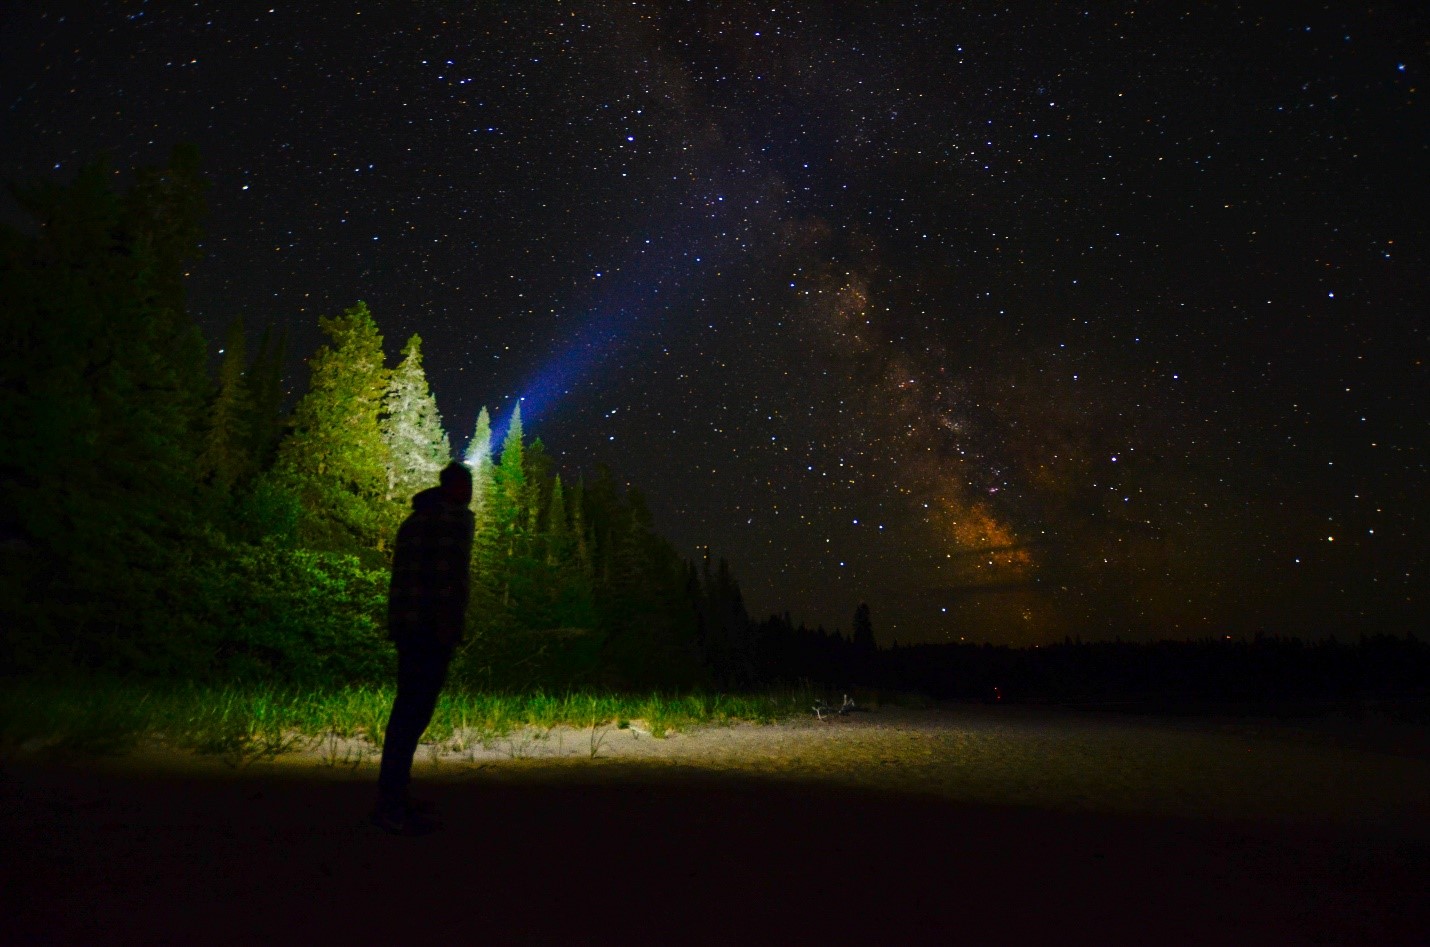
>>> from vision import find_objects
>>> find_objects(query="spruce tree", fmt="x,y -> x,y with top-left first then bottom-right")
498,402 -> 525,483
197,317 -> 254,494
380,333 -> 451,503
463,406 -> 494,523
852,603 -> 876,654
271,301 -> 393,551
569,475 -> 591,574
465,406 -> 508,633
546,474 -> 570,567
524,436 -> 554,523
492,402 -> 528,554
489,402 -> 530,606
0,148 -> 211,668
247,321 -> 288,470
120,142 -> 211,425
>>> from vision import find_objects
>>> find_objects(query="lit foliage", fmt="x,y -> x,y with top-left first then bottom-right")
463,405 -> 494,525
191,543 -> 390,683
380,333 -> 451,504
271,301 -> 394,552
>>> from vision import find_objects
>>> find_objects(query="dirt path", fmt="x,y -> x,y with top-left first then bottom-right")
3,705 -> 1427,945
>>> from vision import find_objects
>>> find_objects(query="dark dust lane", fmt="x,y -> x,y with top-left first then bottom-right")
1,763 -> 1425,946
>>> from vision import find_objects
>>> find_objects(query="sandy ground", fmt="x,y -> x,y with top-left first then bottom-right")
3,704 -> 1428,945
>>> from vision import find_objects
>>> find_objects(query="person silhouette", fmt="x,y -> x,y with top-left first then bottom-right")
372,461 -> 474,834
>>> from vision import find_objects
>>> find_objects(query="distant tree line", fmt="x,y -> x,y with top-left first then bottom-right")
751,610 -> 1428,709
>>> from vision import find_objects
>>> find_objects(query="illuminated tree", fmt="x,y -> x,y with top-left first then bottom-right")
463,406 -> 494,524
381,333 -> 450,503
271,301 -> 393,551
461,406 -> 507,635
492,402 -> 528,555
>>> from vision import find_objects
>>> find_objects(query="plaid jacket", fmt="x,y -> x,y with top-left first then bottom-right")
387,487 -> 475,645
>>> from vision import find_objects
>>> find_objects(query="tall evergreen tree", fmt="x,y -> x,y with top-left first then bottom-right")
463,406 -> 494,523
247,321 -> 288,470
569,475 -> 591,575
380,333 -> 450,502
492,402 -> 528,557
852,602 -> 876,654
525,436 -> 555,523
197,317 -> 254,494
271,301 -> 393,552
546,474 -> 570,567
694,553 -> 755,687
0,151 -> 208,514
493,402 -> 533,611
497,402 -> 525,481
463,406 -> 508,635
0,147 -> 212,668
119,142 -> 211,425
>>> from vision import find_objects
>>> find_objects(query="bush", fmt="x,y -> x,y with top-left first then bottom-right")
192,541 -> 392,683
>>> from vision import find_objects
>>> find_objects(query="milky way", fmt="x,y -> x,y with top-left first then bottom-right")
2,3 -> 1422,643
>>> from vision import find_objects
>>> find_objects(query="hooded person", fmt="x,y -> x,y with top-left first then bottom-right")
373,461 -> 474,834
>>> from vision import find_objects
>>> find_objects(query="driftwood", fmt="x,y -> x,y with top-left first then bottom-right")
812,694 -> 867,721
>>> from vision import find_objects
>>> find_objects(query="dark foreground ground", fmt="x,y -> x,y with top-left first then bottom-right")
2,754 -> 1427,946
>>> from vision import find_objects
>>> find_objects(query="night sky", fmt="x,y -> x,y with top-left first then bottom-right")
3,3 -> 1424,645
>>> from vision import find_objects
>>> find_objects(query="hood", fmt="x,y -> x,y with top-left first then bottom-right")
411,486 -> 446,513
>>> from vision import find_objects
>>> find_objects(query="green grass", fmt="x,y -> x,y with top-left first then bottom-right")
0,676 -> 817,764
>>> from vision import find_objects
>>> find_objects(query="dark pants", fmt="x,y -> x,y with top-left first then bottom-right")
377,638 -> 452,806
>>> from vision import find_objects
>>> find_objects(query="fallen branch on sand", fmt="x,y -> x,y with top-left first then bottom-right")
812,694 -> 866,721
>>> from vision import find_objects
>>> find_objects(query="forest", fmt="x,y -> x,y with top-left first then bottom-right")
0,149 -> 768,694
2,149 -> 1425,711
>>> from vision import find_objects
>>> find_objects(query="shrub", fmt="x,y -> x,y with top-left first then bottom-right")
192,541 -> 392,683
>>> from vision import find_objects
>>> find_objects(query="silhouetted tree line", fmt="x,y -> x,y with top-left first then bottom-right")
751,607 -> 1429,709
898,633 -> 1430,708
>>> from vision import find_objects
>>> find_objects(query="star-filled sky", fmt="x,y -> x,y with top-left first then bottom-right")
3,2 -> 1425,645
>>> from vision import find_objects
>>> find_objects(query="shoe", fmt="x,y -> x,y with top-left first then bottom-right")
370,804 -> 439,837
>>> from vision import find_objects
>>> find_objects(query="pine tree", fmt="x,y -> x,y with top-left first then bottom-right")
490,402 -> 530,605
523,437 -> 554,531
380,334 -> 450,503
198,317 -> 254,494
247,321 -> 288,470
492,402 -> 528,555
120,142 -> 211,425
462,406 -> 508,635
463,406 -> 494,523
546,474 -> 570,567
1,151 -> 208,514
271,301 -> 393,551
852,602 -> 876,653
0,147 -> 212,668
498,402 -> 525,483
569,475 -> 591,574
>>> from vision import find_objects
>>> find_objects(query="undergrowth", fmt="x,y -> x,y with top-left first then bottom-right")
0,676 -> 817,764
